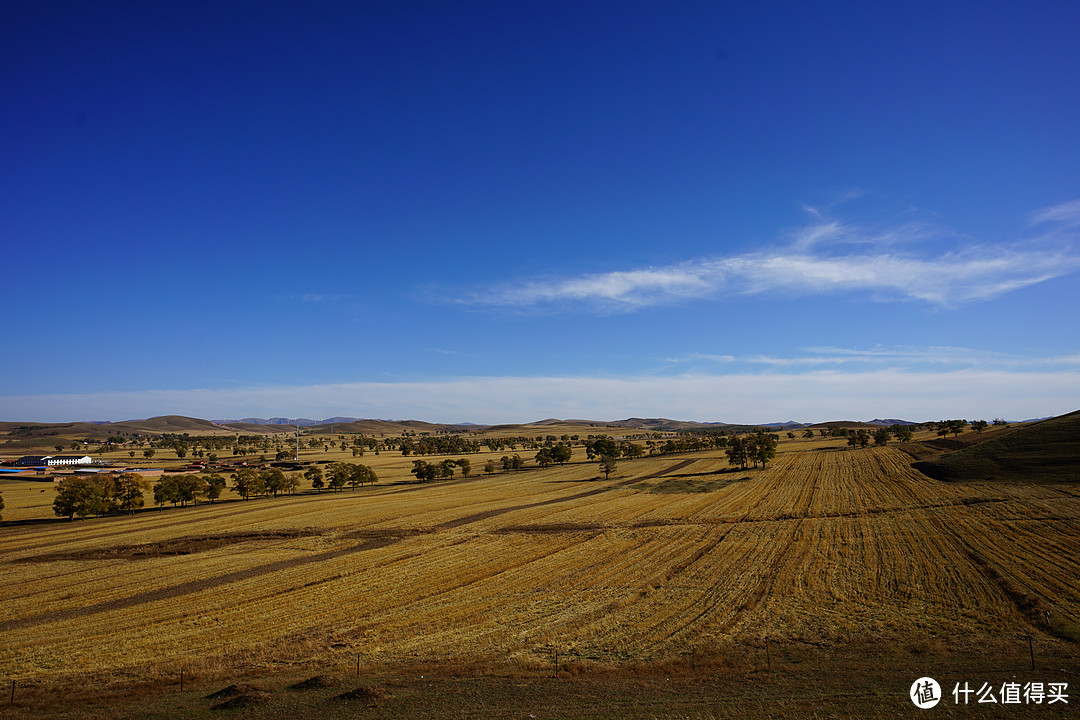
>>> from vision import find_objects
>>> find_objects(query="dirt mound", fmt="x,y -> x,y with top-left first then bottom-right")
289,674 -> 341,689
210,691 -> 272,710
335,685 -> 390,704
203,683 -> 261,700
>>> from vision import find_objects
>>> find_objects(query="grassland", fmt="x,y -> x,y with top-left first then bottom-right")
1,427 -> 1078,718
914,410 -> 1080,483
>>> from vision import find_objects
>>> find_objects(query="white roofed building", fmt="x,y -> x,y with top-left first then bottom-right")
15,455 -> 94,466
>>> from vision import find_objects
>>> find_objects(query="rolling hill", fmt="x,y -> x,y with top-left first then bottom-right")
913,410 -> 1080,482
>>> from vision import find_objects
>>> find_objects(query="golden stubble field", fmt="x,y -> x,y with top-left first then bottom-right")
2,436 -> 1079,693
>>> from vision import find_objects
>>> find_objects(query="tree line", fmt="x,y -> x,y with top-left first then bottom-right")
50,462 -> 379,520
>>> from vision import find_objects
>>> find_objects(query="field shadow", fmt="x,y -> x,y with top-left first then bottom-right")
14,529 -> 327,563
631,474 -> 752,494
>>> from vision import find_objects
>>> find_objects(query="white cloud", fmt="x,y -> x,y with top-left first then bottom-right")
471,265 -> 716,309
456,202 -> 1080,312
1030,199 -> 1080,227
3,371 -> 1078,425
665,346 -> 1080,371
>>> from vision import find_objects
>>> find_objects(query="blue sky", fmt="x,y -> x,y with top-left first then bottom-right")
3,0 -> 1079,424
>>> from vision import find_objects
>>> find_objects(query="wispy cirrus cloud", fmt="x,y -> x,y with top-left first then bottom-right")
664,346 -> 1080,371
1030,199 -> 1080,227
455,201 -> 1080,312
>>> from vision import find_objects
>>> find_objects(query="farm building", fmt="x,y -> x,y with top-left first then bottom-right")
14,455 -> 94,466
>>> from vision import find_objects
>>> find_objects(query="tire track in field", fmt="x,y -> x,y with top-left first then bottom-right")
4,493 -> 358,553
0,535 -> 405,633
632,525 -> 738,652
436,460 -> 697,530
4,478 -> 485,554
925,510 -> 1080,632
0,463 -> 698,633
364,530 -> 608,642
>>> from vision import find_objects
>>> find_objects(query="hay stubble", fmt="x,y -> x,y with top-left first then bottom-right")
2,444 -> 1078,681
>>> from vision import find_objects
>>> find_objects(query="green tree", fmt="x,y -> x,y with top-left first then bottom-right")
326,462 -> 352,492
53,477 -> 105,520
598,455 -> 617,479
749,431 -> 779,467
456,458 -> 471,477
143,448 -> 156,460
231,468 -> 260,499
176,475 -> 208,506
803,428 -> 815,439
873,427 -> 890,446
586,437 -> 620,460
261,468 -> 289,497
285,473 -> 301,494
54,444 -> 65,453
154,475 -> 180,508
176,446 -> 188,459
110,473 -> 149,515
349,464 -> 377,489
725,436 -> 749,469
535,447 -> 554,467
204,474 -> 226,503
484,459 -> 497,475
972,420 -> 989,434
305,465 -> 325,493
411,460 -> 437,483
551,445 -> 572,464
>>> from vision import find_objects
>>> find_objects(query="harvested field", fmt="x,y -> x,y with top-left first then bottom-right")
1,442 -> 1078,717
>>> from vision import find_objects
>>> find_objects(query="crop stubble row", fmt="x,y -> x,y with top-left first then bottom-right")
2,447 -> 1079,678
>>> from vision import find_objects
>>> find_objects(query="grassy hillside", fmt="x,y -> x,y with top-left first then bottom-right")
807,420 -> 881,429
915,410 -> 1080,482
108,415 -> 236,434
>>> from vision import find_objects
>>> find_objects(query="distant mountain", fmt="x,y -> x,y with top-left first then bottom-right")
761,421 -> 808,430
867,418 -> 918,426
807,420 -> 882,429
217,417 -> 358,427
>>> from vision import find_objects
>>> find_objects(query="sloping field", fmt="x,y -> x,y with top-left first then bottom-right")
914,410 -> 1080,483
2,445 -> 1079,686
